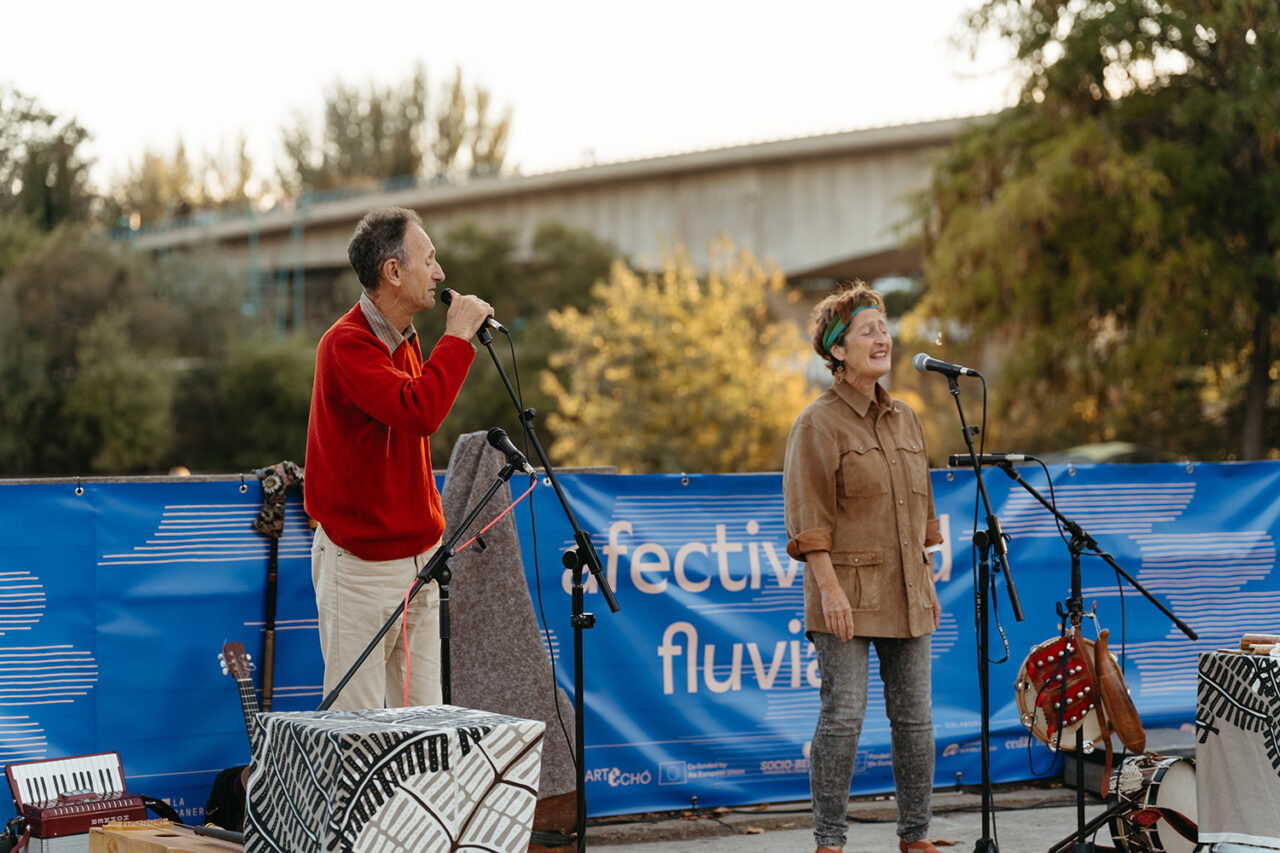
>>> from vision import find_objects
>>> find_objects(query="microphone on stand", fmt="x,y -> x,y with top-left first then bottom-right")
948,453 -> 1032,467
913,353 -> 981,377
438,288 -> 508,334
487,427 -> 536,475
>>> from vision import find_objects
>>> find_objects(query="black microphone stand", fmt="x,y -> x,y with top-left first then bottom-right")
944,373 -> 1024,853
985,462 -> 1197,853
476,325 -> 621,853
316,455 -> 526,711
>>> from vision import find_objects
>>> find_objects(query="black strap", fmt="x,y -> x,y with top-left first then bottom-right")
141,794 -> 185,824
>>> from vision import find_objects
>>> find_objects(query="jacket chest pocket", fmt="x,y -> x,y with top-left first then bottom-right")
839,446 -> 888,498
830,550 -> 884,611
894,438 -> 929,496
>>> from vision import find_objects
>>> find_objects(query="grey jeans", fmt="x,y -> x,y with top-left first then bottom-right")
810,632 -> 934,848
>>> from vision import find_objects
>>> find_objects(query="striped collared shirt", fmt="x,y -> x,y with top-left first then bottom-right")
358,290 -> 418,355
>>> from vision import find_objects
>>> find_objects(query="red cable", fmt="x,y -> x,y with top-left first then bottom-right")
403,585 -> 411,707
401,476 -> 538,706
454,477 -> 538,554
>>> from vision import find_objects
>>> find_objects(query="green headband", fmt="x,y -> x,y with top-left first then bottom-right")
822,303 -> 878,353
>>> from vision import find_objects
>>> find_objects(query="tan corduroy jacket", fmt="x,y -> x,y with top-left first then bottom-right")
783,381 -> 944,638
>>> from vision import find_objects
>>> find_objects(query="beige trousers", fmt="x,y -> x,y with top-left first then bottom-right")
311,525 -> 442,710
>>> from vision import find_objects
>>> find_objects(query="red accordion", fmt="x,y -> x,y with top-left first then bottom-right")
5,751 -> 146,838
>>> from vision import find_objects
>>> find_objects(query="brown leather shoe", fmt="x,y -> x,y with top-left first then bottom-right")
899,840 -> 942,853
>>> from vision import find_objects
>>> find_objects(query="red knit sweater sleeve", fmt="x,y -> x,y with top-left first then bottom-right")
327,325 -> 475,436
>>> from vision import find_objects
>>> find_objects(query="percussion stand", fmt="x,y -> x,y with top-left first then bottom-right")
316,454 -> 527,710
476,325 -> 622,852
986,463 -> 1198,853
943,374 -> 1025,853
1064,536 -> 1097,852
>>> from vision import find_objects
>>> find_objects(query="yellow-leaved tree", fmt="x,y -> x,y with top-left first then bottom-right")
541,239 -> 811,473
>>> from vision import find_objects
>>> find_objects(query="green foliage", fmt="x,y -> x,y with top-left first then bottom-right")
62,310 -> 176,472
0,85 -> 94,231
0,222 -> 315,475
0,229 -> 153,472
911,0 -> 1280,459
278,64 -> 512,195
0,213 -> 42,276
540,239 -> 811,474
422,220 -> 621,467
206,338 -> 316,472
105,141 -> 202,226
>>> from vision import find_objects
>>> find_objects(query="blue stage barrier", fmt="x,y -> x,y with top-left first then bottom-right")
1,461 -> 1276,821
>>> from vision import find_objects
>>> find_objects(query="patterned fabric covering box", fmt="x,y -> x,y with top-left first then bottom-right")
243,705 -> 545,852
1197,652 -> 1280,850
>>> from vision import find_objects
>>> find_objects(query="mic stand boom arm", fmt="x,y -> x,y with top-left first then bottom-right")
990,463 -> 1196,641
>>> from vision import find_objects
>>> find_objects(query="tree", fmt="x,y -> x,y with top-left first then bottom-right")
0,230 -> 156,473
0,84 -> 94,230
910,0 -> 1279,459
108,143 -> 199,225
106,136 -> 259,229
62,309 -> 176,472
432,68 -> 511,179
278,64 -> 512,195
540,239 -> 811,473
0,225 -> 271,474
205,337 -> 316,471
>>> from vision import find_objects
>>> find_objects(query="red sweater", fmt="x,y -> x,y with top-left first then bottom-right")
304,304 -> 475,561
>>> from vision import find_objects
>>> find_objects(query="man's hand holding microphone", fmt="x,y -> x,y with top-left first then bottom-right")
438,288 -> 502,341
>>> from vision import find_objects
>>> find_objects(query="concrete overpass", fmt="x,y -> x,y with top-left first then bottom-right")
131,116 -> 980,292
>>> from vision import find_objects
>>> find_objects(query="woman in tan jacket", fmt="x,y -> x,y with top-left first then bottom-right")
783,282 -> 945,853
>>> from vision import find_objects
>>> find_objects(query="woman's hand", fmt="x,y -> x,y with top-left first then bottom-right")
807,551 -> 854,641
820,583 -> 855,641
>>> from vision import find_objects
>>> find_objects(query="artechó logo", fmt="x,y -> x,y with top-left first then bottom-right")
585,767 -> 653,787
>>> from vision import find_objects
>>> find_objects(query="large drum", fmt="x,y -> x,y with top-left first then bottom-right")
1108,754 -> 1198,853
1014,634 -> 1109,751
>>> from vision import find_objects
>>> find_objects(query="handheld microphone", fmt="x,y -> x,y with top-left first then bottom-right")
438,288 -> 508,334
913,353 -> 981,377
948,453 -> 1031,467
487,427 -> 536,475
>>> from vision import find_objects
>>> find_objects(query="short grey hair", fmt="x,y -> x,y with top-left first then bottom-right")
347,207 -> 422,290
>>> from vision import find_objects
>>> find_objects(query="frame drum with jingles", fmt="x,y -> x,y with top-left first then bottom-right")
1015,634 -> 1109,752
1108,753 -> 1198,853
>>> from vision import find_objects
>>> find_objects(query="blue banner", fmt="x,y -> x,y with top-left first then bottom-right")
2,461 -> 1277,822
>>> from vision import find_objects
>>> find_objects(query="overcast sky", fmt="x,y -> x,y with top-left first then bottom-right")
3,1 -> 1020,190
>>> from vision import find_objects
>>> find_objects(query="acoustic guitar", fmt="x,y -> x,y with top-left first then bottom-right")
206,642 -> 256,832
218,642 -> 260,743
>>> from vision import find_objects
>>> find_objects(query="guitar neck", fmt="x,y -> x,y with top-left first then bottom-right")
238,676 -> 260,741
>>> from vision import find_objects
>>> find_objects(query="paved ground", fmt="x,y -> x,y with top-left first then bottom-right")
580,783 -> 1113,851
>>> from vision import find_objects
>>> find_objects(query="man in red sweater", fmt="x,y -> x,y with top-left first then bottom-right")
305,207 -> 493,710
